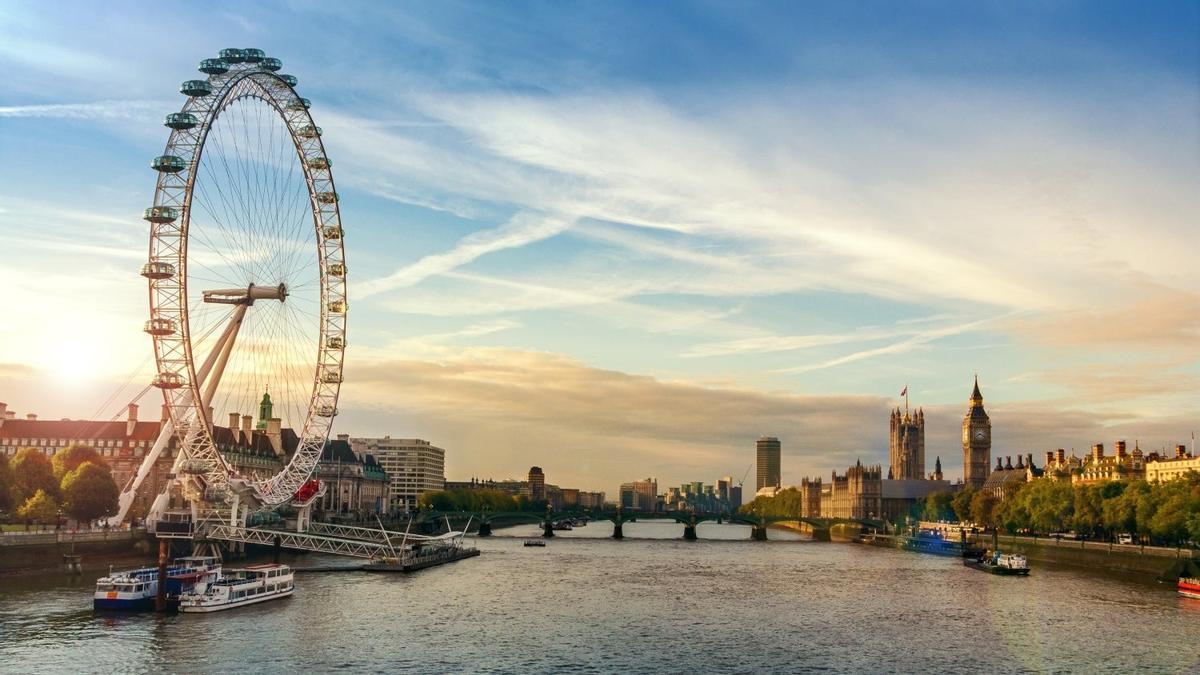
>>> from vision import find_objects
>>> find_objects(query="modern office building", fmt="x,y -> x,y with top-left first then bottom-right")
348,436 -> 445,514
527,466 -> 546,501
756,436 -> 781,491
619,477 -> 658,511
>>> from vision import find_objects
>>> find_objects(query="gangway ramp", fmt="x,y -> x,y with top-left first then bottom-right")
205,524 -> 395,559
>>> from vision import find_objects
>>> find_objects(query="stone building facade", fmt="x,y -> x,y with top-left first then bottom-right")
962,376 -> 992,490
820,461 -> 882,519
889,408 -> 925,480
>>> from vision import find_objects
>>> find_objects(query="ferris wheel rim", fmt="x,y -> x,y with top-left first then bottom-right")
143,51 -> 347,510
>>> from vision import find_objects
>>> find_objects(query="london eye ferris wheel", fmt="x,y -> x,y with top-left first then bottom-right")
141,48 -> 346,516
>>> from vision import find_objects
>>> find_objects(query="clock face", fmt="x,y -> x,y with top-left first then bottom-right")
975,429 -> 987,441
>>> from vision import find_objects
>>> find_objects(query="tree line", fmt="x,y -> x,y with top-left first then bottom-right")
919,473 -> 1200,545
418,488 -> 549,513
0,445 -> 120,528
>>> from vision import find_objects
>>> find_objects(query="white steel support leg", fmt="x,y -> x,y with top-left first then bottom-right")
110,304 -> 251,527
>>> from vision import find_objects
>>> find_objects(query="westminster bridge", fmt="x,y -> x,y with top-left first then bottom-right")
417,507 -> 883,542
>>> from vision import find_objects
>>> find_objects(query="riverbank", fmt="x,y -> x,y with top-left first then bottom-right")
857,531 -> 1199,580
0,529 -> 155,574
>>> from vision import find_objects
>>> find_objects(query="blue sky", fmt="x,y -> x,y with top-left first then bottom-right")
1,1 -> 1197,494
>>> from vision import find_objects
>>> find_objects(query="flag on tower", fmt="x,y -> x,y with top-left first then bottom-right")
900,386 -> 907,397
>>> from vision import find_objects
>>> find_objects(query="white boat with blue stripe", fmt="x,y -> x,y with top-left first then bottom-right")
93,556 -> 222,611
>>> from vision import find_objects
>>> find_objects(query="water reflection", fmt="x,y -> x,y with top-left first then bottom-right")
0,523 -> 1195,673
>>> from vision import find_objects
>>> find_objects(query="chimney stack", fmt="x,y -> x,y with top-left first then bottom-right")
241,415 -> 252,444
1005,456 -> 1013,470
1016,455 -> 1024,469
1026,453 -> 1034,469
1092,443 -> 1104,461
1177,444 -> 1188,459
1045,451 -> 1055,466
26,413 -> 37,421
126,403 -> 139,437
1056,448 -> 1066,463
4,411 -> 14,420
266,418 -> 283,457
229,412 -> 240,430
1115,440 -> 1127,459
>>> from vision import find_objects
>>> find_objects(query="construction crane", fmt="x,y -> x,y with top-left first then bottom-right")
738,463 -> 752,488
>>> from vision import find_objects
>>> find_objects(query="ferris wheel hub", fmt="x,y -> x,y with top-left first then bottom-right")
202,282 -> 289,305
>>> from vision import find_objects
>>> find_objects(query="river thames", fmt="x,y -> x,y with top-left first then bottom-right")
1,522 -> 1196,673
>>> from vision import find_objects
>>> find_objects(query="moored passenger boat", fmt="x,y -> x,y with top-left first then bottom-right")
1178,577 -> 1200,599
178,563 -> 294,613
93,556 -> 222,611
964,549 -> 1030,576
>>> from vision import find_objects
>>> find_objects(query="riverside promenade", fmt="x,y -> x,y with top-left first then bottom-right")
0,527 -> 153,573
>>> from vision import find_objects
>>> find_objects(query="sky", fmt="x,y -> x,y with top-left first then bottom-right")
0,1 -> 1197,495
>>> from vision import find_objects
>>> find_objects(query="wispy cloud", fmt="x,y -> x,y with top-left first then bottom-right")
775,315 -> 1008,374
355,211 -> 574,298
0,100 -> 170,120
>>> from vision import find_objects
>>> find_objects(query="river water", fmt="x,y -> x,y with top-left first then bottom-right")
1,521 -> 1196,674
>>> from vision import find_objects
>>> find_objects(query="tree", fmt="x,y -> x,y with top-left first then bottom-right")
970,491 -> 998,529
60,462 -> 120,523
1071,484 -> 1103,536
18,489 -> 58,525
952,487 -> 975,523
1023,479 -> 1073,533
923,491 -> 955,522
11,448 -> 58,504
1100,482 -> 1136,537
0,453 -> 13,513
51,444 -> 105,480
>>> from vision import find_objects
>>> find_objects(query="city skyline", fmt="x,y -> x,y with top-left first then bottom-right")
1,2 -> 1197,493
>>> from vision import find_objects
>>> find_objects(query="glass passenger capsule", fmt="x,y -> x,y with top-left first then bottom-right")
179,460 -> 210,475
143,206 -> 179,223
321,371 -> 343,384
315,191 -> 338,204
278,74 -> 298,87
152,372 -> 184,390
219,48 -> 246,64
322,225 -> 342,240
328,299 -> 347,314
327,262 -> 346,277
307,156 -> 331,170
241,48 -> 266,63
286,97 -> 311,111
143,318 -> 178,336
315,404 -> 339,417
180,80 -> 213,97
140,261 -> 176,280
164,112 -> 199,130
326,336 -> 345,350
296,125 -> 322,138
260,57 -> 282,72
152,155 -> 187,173
198,58 -> 228,75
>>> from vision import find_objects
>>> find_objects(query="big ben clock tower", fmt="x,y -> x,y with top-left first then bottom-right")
962,375 -> 991,490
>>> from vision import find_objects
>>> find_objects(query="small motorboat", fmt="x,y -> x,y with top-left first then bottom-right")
523,539 -> 546,547
964,549 -> 1030,576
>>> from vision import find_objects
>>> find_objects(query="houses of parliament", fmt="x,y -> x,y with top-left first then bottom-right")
803,377 -> 991,520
